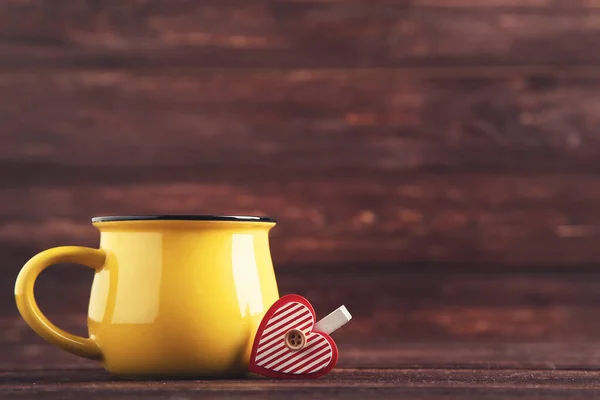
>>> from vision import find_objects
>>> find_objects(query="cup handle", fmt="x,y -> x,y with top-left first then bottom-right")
14,246 -> 106,360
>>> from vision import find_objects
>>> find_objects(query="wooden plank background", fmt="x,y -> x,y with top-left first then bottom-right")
3,0 -> 600,345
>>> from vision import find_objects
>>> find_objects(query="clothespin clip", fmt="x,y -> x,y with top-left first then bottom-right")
248,294 -> 352,379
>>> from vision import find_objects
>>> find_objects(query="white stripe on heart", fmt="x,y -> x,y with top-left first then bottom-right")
293,353 -> 332,374
270,339 -> 331,372
258,307 -> 313,346
255,319 -> 313,363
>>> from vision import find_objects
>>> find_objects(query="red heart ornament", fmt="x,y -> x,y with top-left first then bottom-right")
249,294 -> 339,379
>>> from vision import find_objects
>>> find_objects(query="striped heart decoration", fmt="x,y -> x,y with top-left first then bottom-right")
248,294 -> 338,379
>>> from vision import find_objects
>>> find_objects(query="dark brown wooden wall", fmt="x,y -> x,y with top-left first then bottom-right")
3,0 -> 600,345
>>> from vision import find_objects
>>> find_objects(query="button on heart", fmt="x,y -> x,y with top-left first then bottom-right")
249,294 -> 339,379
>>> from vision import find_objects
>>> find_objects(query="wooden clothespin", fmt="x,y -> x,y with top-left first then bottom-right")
248,294 -> 352,379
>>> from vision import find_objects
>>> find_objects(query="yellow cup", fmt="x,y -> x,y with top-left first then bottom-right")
14,215 -> 280,378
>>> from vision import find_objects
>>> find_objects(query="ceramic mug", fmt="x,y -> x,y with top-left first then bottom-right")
14,215 -> 280,378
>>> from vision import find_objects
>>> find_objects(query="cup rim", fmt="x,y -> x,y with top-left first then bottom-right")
91,215 -> 276,223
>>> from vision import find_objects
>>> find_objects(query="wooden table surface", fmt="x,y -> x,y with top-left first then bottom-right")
4,340 -> 600,399
4,267 -> 600,399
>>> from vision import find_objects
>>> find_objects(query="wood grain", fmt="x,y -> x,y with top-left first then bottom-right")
2,69 -> 600,266
277,1 -> 600,7
6,268 -> 600,343
2,71 -> 600,174
8,336 -> 600,371
2,1 -> 600,69
3,172 -> 600,266
3,367 -> 600,399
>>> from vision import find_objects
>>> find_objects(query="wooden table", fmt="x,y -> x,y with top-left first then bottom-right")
4,265 -> 600,398
4,339 -> 600,399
